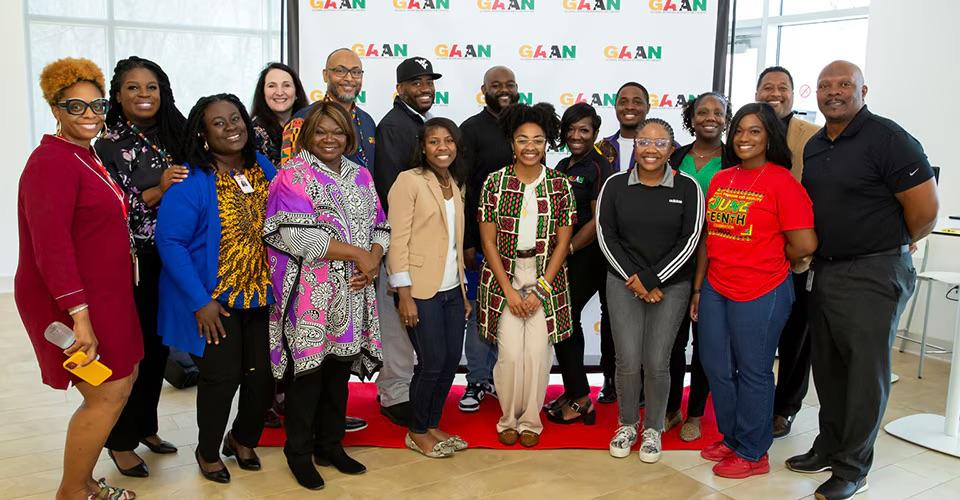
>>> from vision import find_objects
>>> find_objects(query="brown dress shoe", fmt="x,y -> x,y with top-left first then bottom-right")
773,414 -> 794,438
519,430 -> 540,448
498,429 -> 519,445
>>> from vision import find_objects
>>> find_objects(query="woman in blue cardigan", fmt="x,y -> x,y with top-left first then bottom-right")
156,94 -> 276,484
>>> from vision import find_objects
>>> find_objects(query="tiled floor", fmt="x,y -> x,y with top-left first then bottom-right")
1,294 -> 957,499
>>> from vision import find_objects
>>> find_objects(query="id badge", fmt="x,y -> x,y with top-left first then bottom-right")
805,269 -> 814,292
233,173 -> 254,193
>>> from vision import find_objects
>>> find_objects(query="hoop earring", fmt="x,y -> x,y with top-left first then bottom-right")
203,140 -> 209,152
55,121 -> 62,137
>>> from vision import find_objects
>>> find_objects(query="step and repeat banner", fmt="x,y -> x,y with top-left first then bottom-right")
297,0 -> 722,362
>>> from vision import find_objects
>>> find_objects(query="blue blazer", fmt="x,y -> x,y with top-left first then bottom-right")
155,152 -> 276,356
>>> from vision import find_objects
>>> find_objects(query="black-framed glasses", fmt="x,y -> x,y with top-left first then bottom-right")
635,138 -> 671,150
57,98 -> 110,116
326,66 -> 364,78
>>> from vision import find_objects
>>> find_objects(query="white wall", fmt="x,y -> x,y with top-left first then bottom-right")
867,0 -> 960,354
1,0 -> 31,292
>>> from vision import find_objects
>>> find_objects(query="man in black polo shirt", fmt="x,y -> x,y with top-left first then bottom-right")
457,65 -> 518,412
787,61 -> 939,500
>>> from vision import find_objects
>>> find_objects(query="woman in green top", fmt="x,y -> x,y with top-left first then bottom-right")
665,91 -> 734,441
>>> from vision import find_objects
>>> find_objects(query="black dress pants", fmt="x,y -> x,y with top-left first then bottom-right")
283,357 -> 353,463
106,247 -> 170,451
774,271 -> 812,418
808,253 -> 915,481
666,313 -> 710,417
554,244 -> 603,400
192,306 -> 272,462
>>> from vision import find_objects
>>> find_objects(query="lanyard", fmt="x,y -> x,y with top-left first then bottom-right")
75,151 -> 128,221
127,121 -> 173,167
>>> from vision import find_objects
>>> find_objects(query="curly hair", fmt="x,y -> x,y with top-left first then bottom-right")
410,117 -> 465,186
681,91 -> 732,136
250,62 -> 309,145
106,56 -> 187,162
725,102 -> 792,170
498,102 -> 561,151
182,94 -> 257,172
637,117 -> 676,144
39,57 -> 105,105
559,102 -> 601,149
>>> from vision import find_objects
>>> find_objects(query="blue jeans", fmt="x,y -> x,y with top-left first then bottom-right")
464,254 -> 497,385
407,288 -> 467,433
698,275 -> 794,461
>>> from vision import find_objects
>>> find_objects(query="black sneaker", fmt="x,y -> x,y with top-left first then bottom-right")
598,376 -> 617,404
814,475 -> 868,500
786,449 -> 832,474
345,416 -> 367,432
459,383 -> 484,412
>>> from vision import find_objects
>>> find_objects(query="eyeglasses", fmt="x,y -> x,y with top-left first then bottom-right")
327,66 -> 364,78
57,98 -> 109,116
635,138 -> 671,150
515,138 -> 546,148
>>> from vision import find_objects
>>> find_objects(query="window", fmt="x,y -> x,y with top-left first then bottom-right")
25,0 -> 283,144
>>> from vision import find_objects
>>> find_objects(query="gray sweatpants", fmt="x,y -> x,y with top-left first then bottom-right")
376,262 -> 415,406
606,273 -> 690,430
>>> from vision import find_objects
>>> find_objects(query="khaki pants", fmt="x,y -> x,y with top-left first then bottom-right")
493,257 -> 551,435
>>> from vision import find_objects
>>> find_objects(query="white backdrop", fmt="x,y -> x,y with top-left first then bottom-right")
298,0 -> 721,363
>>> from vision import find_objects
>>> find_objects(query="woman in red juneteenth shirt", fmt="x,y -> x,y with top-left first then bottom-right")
690,103 -> 817,479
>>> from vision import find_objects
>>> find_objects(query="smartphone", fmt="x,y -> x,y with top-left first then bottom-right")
63,352 -> 113,386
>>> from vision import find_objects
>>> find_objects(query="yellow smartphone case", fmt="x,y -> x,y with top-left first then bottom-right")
63,352 -> 113,386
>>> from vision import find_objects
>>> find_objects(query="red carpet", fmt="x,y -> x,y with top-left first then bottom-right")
260,382 -> 720,450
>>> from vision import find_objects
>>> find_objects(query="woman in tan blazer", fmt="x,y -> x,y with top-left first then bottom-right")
387,117 -> 471,458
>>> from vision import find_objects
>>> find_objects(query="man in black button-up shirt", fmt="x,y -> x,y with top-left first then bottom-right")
787,61 -> 939,500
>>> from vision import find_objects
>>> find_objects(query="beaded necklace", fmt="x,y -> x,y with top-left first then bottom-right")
127,120 -> 173,167
350,107 -> 369,168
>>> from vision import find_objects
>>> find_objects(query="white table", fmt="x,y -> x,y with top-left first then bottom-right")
885,220 -> 960,457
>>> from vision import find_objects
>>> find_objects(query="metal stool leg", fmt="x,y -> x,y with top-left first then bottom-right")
919,281 -> 934,379
900,242 -> 929,352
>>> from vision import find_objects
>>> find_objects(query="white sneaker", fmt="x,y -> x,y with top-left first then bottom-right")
609,425 -> 638,458
639,428 -> 662,463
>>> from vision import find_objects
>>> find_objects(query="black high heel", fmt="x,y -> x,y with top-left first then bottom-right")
195,448 -> 230,483
140,437 -> 178,454
107,449 -> 149,478
222,431 -> 261,471
545,398 -> 596,425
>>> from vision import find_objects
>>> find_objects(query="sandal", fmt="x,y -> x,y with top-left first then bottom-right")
88,478 -> 136,499
545,398 -> 596,425
405,433 -> 453,458
543,394 -> 569,414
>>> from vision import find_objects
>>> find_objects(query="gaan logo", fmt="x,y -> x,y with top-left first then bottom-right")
649,0 -> 707,13
393,0 -> 450,9
519,44 -> 576,60
562,0 -> 620,12
309,90 -> 367,104
603,45 -> 663,61
351,43 -> 408,58
310,0 -> 365,9
435,44 -> 492,59
474,91 -> 534,105
560,91 -> 696,108
477,0 -> 535,11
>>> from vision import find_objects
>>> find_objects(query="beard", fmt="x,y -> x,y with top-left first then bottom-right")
484,91 -> 519,114
328,85 -> 359,104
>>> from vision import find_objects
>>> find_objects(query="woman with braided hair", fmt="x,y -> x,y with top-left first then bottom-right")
95,55 -> 187,477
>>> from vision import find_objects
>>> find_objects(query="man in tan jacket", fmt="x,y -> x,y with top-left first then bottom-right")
755,66 -> 820,439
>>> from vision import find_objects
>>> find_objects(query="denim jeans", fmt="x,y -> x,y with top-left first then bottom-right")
698,275 -> 794,461
464,255 -> 497,385
407,288 -> 467,433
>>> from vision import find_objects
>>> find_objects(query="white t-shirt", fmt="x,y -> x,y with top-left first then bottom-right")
617,136 -> 634,172
517,167 -> 547,250
439,198 -> 460,291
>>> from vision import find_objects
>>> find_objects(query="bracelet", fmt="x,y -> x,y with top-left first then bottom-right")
535,281 -> 550,299
537,276 -> 553,294
569,243 -> 575,255
68,304 -> 89,315
531,287 -> 547,302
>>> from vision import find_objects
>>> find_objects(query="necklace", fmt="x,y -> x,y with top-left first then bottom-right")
726,164 -> 768,193
692,144 -> 721,159
127,121 -> 173,167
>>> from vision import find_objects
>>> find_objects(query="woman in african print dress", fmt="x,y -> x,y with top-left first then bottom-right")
263,102 -> 389,490
156,94 -> 275,484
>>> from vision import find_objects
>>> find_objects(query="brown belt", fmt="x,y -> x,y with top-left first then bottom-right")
516,248 -> 537,258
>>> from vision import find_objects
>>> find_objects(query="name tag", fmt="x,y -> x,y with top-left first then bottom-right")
234,174 -> 254,194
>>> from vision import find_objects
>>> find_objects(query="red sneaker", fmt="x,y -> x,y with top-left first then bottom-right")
700,440 -> 735,462
712,453 -> 770,479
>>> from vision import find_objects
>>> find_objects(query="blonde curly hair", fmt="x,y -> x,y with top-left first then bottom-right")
39,57 -> 105,105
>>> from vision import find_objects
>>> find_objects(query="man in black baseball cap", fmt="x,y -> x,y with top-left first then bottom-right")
372,56 -> 442,427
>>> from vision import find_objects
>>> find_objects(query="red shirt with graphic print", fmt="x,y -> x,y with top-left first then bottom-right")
705,162 -> 814,301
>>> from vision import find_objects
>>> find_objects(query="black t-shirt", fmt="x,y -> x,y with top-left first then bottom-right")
461,108 -> 514,250
555,148 -> 615,233
802,106 -> 934,258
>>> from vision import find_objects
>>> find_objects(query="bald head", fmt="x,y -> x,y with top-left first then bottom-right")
481,66 -> 519,114
323,48 -> 363,105
816,60 -> 868,128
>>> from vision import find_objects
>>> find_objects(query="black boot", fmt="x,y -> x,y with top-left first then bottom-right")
314,446 -> 366,475
288,458 -> 324,490
598,376 -> 617,403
